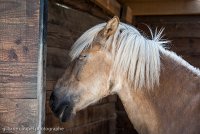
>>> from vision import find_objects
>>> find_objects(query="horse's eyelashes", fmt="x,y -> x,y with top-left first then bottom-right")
78,54 -> 88,60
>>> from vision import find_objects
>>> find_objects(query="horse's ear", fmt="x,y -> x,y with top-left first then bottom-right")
103,16 -> 119,37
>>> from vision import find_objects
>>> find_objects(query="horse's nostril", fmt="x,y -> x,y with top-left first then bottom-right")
66,105 -> 69,108
49,93 -> 74,122
61,100 -> 72,113
60,100 -> 74,122
64,101 -> 70,109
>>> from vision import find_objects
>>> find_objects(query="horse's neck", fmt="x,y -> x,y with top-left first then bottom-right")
117,52 -> 200,134
118,84 -> 161,134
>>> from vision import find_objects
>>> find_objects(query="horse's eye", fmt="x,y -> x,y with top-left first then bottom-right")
78,54 -> 88,60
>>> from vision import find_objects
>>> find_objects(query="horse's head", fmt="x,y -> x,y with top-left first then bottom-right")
50,17 -> 120,122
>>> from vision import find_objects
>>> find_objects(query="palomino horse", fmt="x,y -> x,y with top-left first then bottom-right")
50,16 -> 200,134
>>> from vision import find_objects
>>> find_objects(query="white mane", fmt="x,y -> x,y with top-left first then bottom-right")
69,22 -> 200,89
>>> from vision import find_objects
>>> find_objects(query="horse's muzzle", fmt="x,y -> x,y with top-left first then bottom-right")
49,91 -> 74,122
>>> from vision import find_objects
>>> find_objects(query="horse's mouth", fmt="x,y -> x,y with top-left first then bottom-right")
50,101 -> 74,122
59,105 -> 74,122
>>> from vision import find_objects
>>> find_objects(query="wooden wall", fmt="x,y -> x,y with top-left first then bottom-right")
115,15 -> 200,134
115,98 -> 138,134
46,2 -> 116,134
0,0 -> 46,134
136,15 -> 200,68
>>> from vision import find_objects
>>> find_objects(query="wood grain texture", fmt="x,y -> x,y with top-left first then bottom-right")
0,0 -> 40,63
0,0 -> 40,98
46,119 -> 115,134
115,97 -> 138,134
121,5 -> 132,24
170,38 -> 200,56
47,1 -> 103,49
0,63 -> 37,98
0,99 -> 38,134
118,0 -> 200,15
51,0 -> 111,20
47,47 -> 70,68
116,112 -> 138,134
136,23 -> 200,38
136,16 -> 200,38
0,0 -> 44,133
91,0 -> 121,16
135,16 -> 200,55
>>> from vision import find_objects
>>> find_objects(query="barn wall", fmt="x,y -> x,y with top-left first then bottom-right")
115,97 -> 138,134
136,15 -> 200,68
115,15 -> 200,134
0,0 -> 46,134
46,2 -> 116,134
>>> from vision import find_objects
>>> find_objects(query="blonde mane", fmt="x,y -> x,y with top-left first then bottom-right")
69,22 -> 175,89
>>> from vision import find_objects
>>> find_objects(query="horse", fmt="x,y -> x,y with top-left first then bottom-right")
49,16 -> 200,134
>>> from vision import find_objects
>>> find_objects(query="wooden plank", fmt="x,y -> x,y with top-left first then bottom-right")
136,16 -> 200,38
47,23 -> 75,50
115,96 -> 125,111
136,22 -> 200,38
170,38 -> 200,55
91,0 -> 121,16
0,0 -> 40,99
0,0 -> 39,23
0,82 -> 37,99
47,1 -> 103,49
0,24 -> 39,63
116,128 -> 138,134
121,5 -> 132,24
45,118 -> 115,134
116,111 -> 134,129
0,99 -> 38,134
51,0 -> 111,20
136,15 -> 200,23
0,62 -> 37,77
46,80 -> 57,91
115,97 -> 138,134
46,66 -> 66,81
0,63 -> 37,99
0,0 -> 46,133
47,47 -> 70,68
0,42 -> 38,63
0,0 -> 40,63
120,0 -> 187,2
169,38 -> 200,68
119,0 -> 200,15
